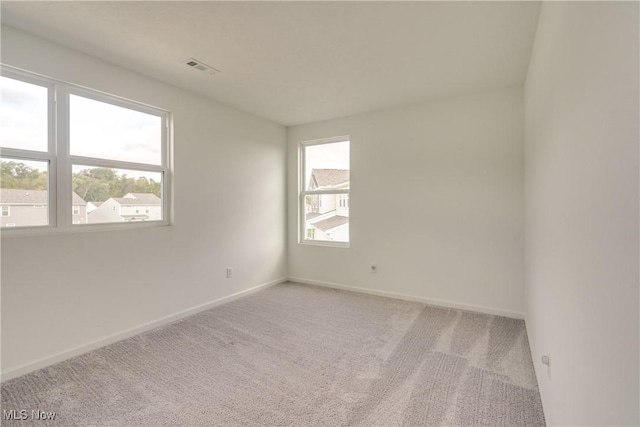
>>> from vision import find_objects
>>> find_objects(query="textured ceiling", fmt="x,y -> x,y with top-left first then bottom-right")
1,1 -> 541,126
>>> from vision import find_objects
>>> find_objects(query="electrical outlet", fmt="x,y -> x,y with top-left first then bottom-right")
226,267 -> 232,279
541,354 -> 551,379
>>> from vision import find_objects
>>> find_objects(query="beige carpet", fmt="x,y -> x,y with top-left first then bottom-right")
1,282 -> 545,426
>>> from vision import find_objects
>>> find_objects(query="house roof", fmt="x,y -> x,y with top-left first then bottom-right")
311,169 -> 349,189
71,192 -> 87,205
114,193 -> 161,205
312,215 -> 349,232
0,189 -> 86,205
306,212 -> 322,221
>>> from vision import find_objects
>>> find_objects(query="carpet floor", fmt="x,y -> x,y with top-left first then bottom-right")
1,282 -> 545,426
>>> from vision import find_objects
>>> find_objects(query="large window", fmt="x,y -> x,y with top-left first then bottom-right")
0,67 -> 171,232
300,137 -> 350,245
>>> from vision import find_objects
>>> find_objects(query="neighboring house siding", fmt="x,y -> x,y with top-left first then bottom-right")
72,205 -> 88,225
88,199 -> 123,224
326,224 -> 349,242
312,228 -> 329,240
87,193 -> 161,223
0,189 -> 87,227
119,205 -> 161,220
0,205 -> 47,227
318,194 -> 336,214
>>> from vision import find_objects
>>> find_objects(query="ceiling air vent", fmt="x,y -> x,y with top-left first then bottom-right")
185,58 -> 220,76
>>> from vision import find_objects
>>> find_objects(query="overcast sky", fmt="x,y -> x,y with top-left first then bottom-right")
70,94 -> 161,165
1,75 -> 161,171
1,76 -> 48,153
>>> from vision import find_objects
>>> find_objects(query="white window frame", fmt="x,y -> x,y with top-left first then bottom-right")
1,66 -> 173,237
299,136 -> 350,248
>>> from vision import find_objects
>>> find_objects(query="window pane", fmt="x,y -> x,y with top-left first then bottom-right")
0,76 -> 49,152
0,158 -> 49,228
70,95 -> 162,165
304,193 -> 349,243
305,140 -> 350,190
72,165 -> 162,224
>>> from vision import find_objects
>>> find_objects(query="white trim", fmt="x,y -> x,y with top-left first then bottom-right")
289,277 -> 525,320
0,277 -> 287,382
300,135 -> 350,147
0,217 -> 170,237
299,240 -> 350,248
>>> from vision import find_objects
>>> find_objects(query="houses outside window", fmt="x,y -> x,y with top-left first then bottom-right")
299,137 -> 350,245
0,67 -> 171,232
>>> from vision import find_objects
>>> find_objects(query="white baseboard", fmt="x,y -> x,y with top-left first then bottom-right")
524,314 -> 550,424
1,277 -> 287,382
289,277 -> 524,320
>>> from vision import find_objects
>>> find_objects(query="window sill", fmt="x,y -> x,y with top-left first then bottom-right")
299,240 -> 350,249
0,220 -> 172,238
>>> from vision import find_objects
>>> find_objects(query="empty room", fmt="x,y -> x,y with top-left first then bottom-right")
0,1 -> 638,426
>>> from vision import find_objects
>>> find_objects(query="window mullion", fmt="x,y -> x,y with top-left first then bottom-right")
47,79 -> 58,228
0,149 -> 54,162
68,156 -> 166,173
55,84 -> 71,228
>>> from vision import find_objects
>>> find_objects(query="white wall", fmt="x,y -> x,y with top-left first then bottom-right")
524,3 -> 639,425
1,27 -> 287,377
288,88 -> 525,317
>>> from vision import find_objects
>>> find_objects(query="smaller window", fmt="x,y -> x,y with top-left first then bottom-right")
300,137 -> 350,245
112,206 -> 116,211
73,206 -> 80,215
1,206 -> 9,217
145,209 -> 149,213
136,209 -> 139,214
